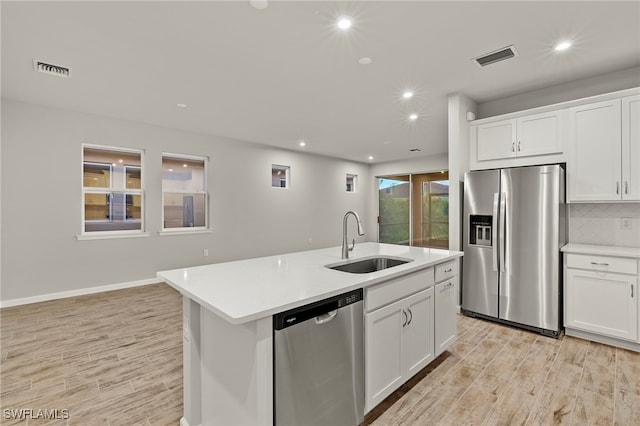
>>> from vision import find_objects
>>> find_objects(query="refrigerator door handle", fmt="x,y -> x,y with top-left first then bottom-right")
492,193 -> 499,272
499,192 -> 507,272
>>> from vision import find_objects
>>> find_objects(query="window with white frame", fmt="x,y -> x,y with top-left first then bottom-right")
162,154 -> 208,230
346,174 -> 357,192
82,145 -> 144,234
272,165 -> 290,188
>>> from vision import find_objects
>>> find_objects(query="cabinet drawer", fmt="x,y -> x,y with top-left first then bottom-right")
435,260 -> 457,283
366,268 -> 434,312
566,253 -> 637,275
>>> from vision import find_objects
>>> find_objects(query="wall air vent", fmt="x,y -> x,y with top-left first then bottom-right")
33,59 -> 71,78
473,45 -> 519,67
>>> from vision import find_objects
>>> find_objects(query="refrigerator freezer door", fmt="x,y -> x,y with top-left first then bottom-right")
462,170 -> 500,318
499,165 -> 562,332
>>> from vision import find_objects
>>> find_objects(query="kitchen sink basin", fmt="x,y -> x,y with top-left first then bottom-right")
326,256 -> 412,274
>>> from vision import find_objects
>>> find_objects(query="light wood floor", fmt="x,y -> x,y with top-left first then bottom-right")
1,284 -> 183,425
2,284 -> 639,425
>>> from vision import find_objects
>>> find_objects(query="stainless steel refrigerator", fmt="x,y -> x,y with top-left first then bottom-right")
462,164 -> 566,337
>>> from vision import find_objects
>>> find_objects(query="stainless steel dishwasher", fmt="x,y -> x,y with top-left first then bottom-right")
274,288 -> 364,426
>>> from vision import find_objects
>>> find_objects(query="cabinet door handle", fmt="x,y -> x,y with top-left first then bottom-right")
441,282 -> 453,291
406,308 -> 413,326
632,284 -> 634,299
625,181 -> 629,194
512,142 -> 515,152
444,268 -> 452,273
518,141 -> 521,151
402,310 -> 408,327
617,182 -> 620,194
590,262 -> 609,266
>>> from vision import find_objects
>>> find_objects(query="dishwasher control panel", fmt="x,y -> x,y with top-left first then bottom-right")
273,288 -> 363,330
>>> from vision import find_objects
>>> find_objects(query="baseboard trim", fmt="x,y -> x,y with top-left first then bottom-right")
0,278 -> 161,308
566,327 -> 640,353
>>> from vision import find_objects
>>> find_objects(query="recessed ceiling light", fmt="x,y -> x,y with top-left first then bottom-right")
409,113 -> 418,121
383,141 -> 390,145
337,17 -> 352,30
358,57 -> 372,65
250,0 -> 268,10
554,41 -> 572,52
177,103 -> 187,108
183,164 -> 188,168
299,141 -> 306,147
168,168 -> 174,172
403,91 -> 414,99
368,155 -> 374,160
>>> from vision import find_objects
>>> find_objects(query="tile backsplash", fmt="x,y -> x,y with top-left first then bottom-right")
568,203 -> 640,248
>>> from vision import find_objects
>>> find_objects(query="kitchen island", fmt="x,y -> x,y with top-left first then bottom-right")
158,242 -> 463,426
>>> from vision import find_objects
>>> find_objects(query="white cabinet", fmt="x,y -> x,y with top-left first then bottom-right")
364,268 -> 435,413
365,287 -> 434,412
435,278 -> 457,356
403,289 -> 435,377
476,118 -> 516,161
622,95 -> 640,200
568,96 -> 640,202
475,110 -> 563,163
568,99 -> 622,201
565,253 -> 638,342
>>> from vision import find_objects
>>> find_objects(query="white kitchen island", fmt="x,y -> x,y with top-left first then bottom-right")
157,242 -> 463,426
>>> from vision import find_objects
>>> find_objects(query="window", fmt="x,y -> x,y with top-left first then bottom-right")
272,165 -> 290,188
162,154 -> 208,230
346,174 -> 357,192
82,145 -> 143,234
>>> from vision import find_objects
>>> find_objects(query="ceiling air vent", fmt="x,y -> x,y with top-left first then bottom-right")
33,59 -> 71,78
473,45 -> 518,67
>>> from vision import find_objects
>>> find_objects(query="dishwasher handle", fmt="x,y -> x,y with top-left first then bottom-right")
315,310 -> 338,325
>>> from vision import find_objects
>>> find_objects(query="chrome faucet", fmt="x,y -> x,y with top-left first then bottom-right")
342,211 -> 365,259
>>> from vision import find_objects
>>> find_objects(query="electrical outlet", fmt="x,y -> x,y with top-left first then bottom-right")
621,217 -> 632,230
203,249 -> 209,257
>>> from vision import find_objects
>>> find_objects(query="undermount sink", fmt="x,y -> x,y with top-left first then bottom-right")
326,256 -> 412,274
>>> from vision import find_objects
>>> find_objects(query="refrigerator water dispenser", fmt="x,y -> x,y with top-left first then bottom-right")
469,215 -> 492,247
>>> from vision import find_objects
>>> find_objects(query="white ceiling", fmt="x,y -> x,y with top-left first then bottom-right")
2,1 -> 639,163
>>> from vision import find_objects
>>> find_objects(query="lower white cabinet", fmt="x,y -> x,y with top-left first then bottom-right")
365,287 -> 434,412
565,253 -> 639,342
565,268 -> 638,341
435,277 -> 457,356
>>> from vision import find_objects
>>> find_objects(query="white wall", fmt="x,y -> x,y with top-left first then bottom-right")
367,154 -> 448,242
1,100 -> 371,302
447,94 -> 477,252
477,66 -> 640,119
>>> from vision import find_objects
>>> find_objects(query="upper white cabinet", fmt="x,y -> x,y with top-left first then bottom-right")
475,110 -> 563,163
517,111 -> 564,157
476,118 -> 516,161
568,96 -> 640,202
622,95 -> 640,200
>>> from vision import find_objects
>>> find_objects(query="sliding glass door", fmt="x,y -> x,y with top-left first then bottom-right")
378,172 -> 449,249
378,176 -> 410,245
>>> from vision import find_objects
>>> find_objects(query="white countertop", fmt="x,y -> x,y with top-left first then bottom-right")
561,243 -> 640,259
157,242 -> 463,324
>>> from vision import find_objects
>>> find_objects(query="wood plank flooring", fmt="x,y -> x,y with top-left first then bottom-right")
1,284 -> 183,425
2,283 -> 639,425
